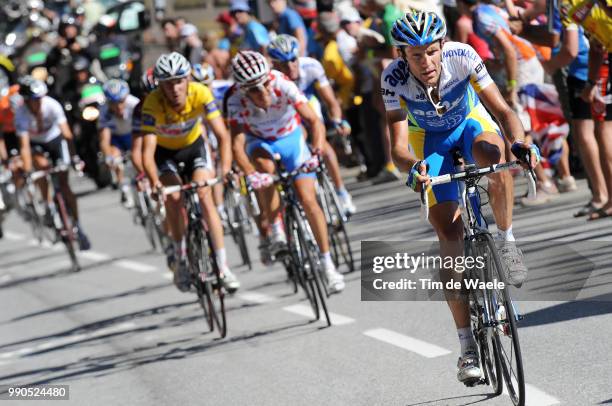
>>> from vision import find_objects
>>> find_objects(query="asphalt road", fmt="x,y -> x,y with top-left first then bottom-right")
1,171 -> 611,406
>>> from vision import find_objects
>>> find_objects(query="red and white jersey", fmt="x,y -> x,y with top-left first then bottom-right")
225,70 -> 308,140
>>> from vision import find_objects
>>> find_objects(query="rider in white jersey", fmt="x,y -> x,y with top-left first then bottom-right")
267,34 -> 356,216
99,79 -> 140,207
226,51 -> 345,293
382,11 -> 540,385
14,76 -> 91,250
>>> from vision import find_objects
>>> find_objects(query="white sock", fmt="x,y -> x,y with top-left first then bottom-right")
336,186 -> 348,197
496,225 -> 515,242
216,248 -> 227,268
457,327 -> 476,354
217,204 -> 225,214
321,251 -> 334,269
271,219 -> 283,235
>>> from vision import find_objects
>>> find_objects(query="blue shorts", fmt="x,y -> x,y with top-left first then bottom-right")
111,134 -> 132,152
246,127 -> 316,180
409,104 -> 502,207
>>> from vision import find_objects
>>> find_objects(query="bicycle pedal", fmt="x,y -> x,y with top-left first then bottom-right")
462,377 -> 485,387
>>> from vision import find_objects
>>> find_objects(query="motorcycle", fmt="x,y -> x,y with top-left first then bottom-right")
63,79 -> 112,188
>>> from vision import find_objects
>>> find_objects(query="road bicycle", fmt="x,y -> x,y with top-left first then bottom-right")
421,151 -> 536,406
30,163 -> 81,272
271,155 -> 331,326
161,176 -> 227,338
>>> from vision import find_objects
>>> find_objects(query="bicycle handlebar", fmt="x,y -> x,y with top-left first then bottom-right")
160,177 -> 222,196
29,164 -> 71,182
420,160 -> 537,221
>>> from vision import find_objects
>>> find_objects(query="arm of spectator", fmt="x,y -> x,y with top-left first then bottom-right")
581,39 -> 606,102
294,27 -> 307,57
509,22 -> 559,47
454,17 -> 471,43
542,26 -> 578,74
505,0 -> 520,19
492,31 -> 519,106
520,0 -> 547,22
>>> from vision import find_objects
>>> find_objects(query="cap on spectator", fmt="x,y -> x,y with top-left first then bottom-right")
338,7 -> 362,23
216,11 -> 234,25
180,23 -> 198,37
318,11 -> 339,34
230,0 -> 251,13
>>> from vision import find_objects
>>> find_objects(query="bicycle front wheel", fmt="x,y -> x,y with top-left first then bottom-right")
188,226 -> 214,333
484,234 -> 525,406
55,195 -> 79,272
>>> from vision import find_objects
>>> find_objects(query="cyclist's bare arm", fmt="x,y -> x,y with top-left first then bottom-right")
59,121 -> 77,157
229,124 -> 257,175
19,134 -> 33,172
317,84 -> 343,122
0,136 -> 7,163
131,135 -> 144,174
296,102 -> 325,151
208,115 -> 232,176
142,133 -> 159,186
478,83 -> 525,144
386,109 -> 419,172
99,127 -> 112,157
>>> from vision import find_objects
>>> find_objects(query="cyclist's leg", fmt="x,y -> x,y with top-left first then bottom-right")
32,152 -> 51,203
464,104 -> 513,232
155,147 -> 185,247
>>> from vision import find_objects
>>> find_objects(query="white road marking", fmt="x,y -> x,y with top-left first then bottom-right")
501,384 -> 560,406
115,260 -> 157,273
0,322 -> 136,360
238,291 -> 276,304
79,251 -> 111,262
283,304 -> 355,325
0,274 -> 12,284
363,328 -> 452,358
4,231 -> 26,241
162,273 -> 173,280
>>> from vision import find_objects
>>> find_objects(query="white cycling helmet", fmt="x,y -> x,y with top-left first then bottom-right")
231,51 -> 270,88
153,52 -> 191,81
267,34 -> 300,62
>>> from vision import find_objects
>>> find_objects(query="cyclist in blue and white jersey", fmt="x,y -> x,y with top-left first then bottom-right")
267,34 -> 356,216
99,79 -> 140,207
381,10 -> 540,384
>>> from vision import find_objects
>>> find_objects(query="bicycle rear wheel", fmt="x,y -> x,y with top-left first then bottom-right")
484,234 -> 525,406
317,172 -> 354,273
285,208 -> 319,318
296,212 -> 331,327
55,195 -> 79,272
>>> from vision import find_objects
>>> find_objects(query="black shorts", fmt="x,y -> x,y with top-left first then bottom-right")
0,132 -> 20,156
567,75 -> 612,121
154,136 -> 212,179
31,137 -> 70,166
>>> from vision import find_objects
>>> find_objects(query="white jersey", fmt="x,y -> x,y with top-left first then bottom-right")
296,57 -> 330,99
225,70 -> 308,140
381,42 -> 494,132
14,96 -> 67,144
97,94 -> 140,137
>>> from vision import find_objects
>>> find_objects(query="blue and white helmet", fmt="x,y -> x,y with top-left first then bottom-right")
267,34 -> 300,62
103,79 -> 129,103
390,10 -> 447,47
153,52 -> 191,81
191,63 -> 215,85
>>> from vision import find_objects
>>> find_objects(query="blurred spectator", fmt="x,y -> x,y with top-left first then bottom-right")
180,23 -> 204,65
203,30 -> 231,79
231,0 -> 270,54
267,0 -> 308,56
216,11 -> 243,56
161,18 -> 180,52
453,13 -> 493,62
